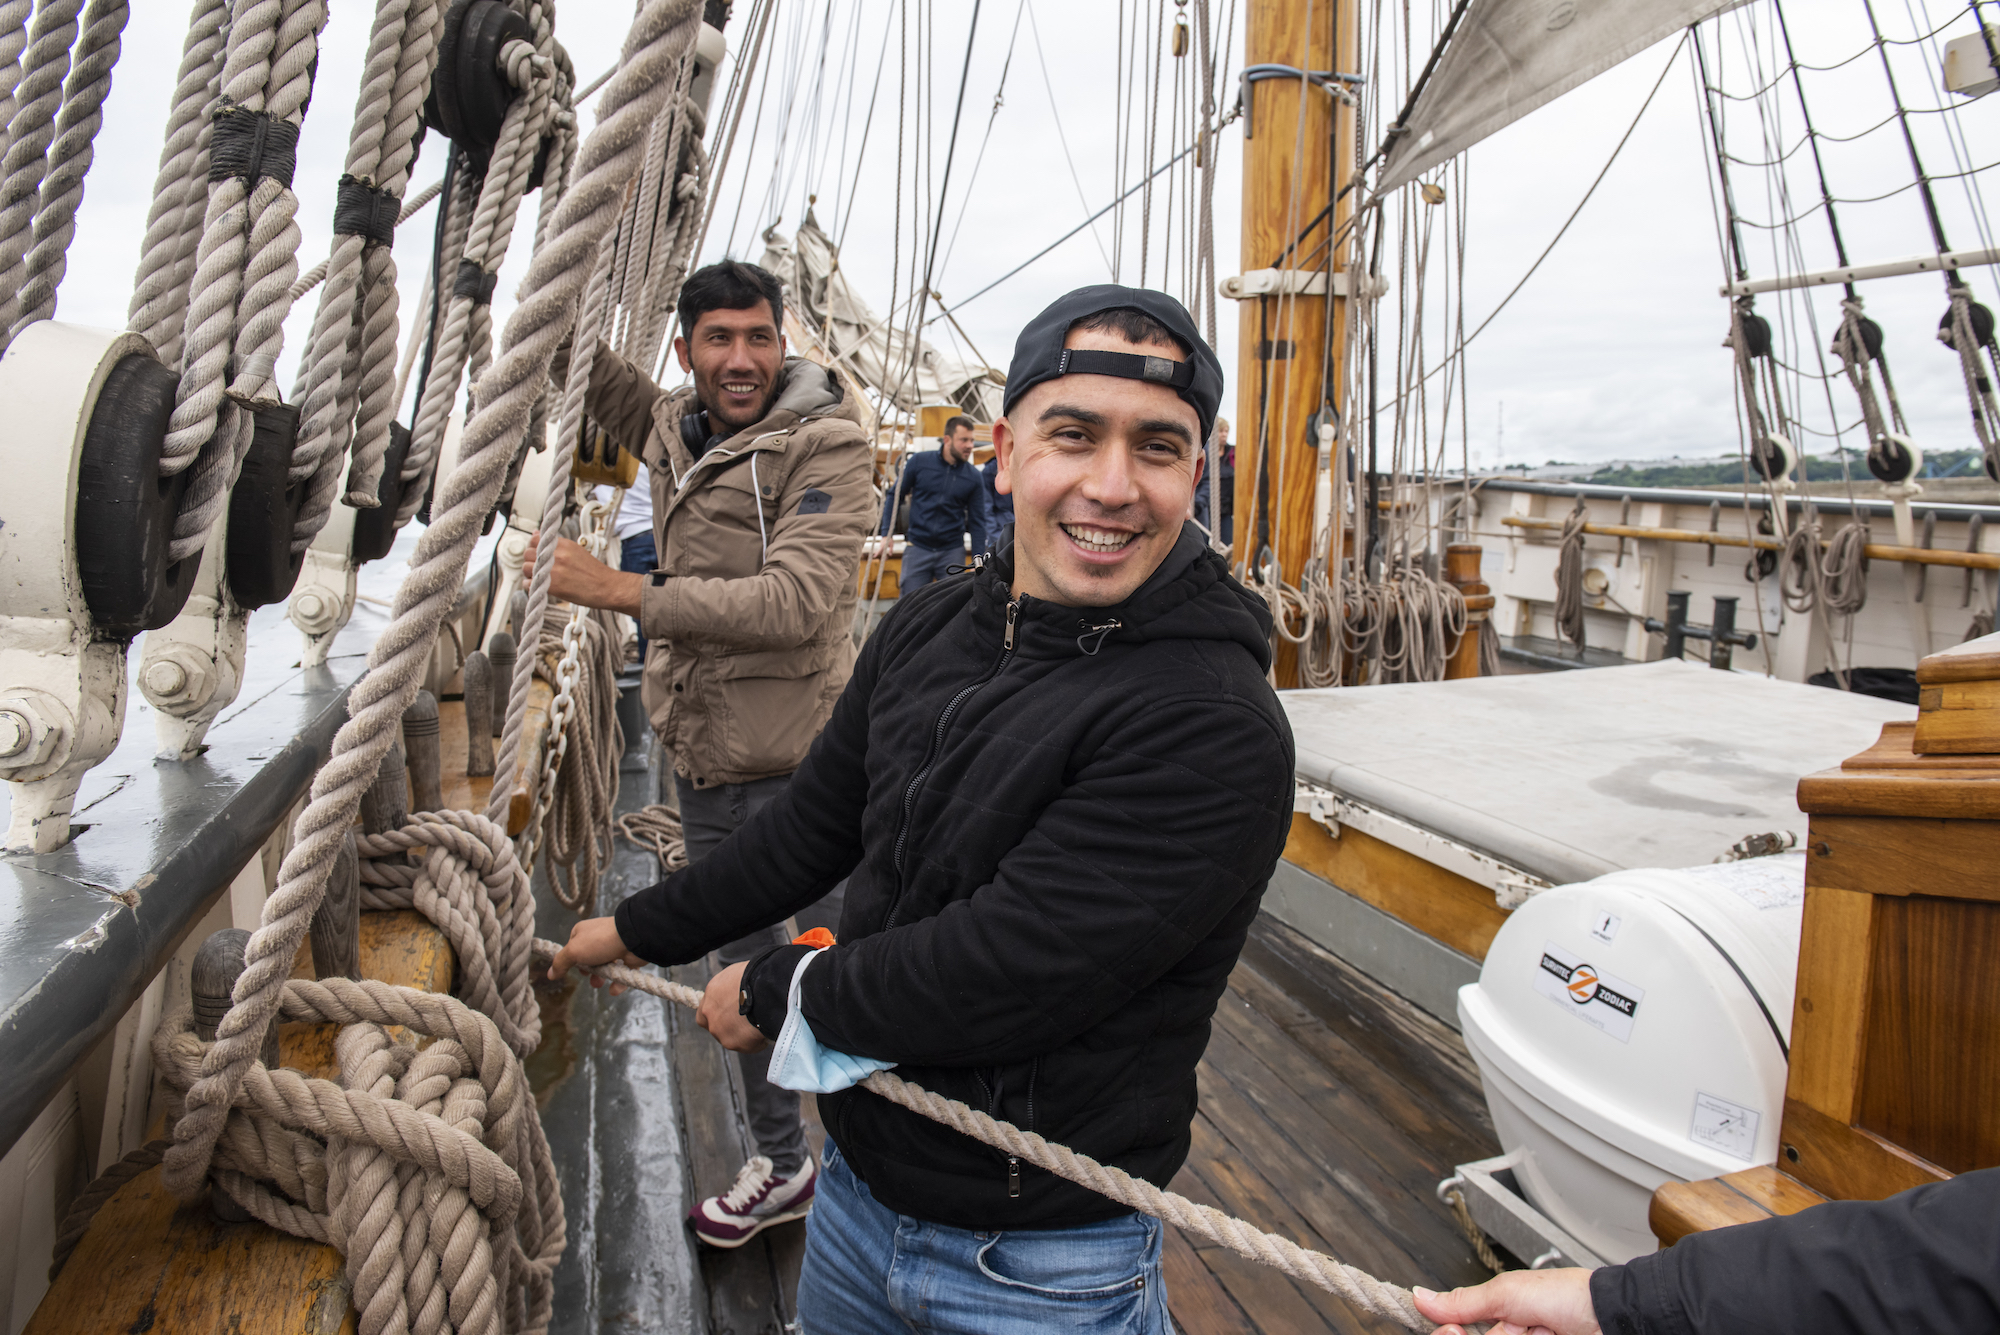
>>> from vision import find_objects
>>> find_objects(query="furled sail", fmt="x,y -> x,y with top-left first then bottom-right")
762,213 -> 1005,421
1373,0 -> 1746,197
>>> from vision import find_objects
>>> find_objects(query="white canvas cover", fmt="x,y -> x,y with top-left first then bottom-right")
762,214 -> 1005,422
1373,0 -> 1746,197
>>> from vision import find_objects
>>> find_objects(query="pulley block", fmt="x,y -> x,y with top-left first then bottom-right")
424,0 -> 534,176
224,403 -> 309,609
350,421 -> 412,564
574,420 -> 640,489
1748,433 -> 1795,484
1938,299 -> 1997,352
76,352 -> 200,637
1865,433 -> 1924,487
1734,311 -> 1773,360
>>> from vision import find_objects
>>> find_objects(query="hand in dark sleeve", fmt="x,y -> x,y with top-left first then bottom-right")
1593,1168 -> 2000,1335
792,694 -> 1295,1066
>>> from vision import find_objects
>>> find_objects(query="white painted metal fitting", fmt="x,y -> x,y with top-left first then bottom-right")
0,692 -> 68,775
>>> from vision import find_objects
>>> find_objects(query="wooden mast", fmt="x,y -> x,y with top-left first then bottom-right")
1235,0 -> 1353,688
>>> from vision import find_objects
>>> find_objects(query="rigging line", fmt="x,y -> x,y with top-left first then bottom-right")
1706,9 -> 1971,102
810,0 -> 868,227
1381,32 -> 1685,416
1861,0 -> 1955,261
943,137 -> 1205,313
1905,0 -> 2000,307
837,0 -> 900,248
703,0 -> 782,259
935,0 -> 1027,286
1025,0 -> 1113,273
692,0 -> 775,259
1365,0 -> 1475,176
1696,31 -> 1752,282
1141,0 -> 1166,286
903,0 -> 981,381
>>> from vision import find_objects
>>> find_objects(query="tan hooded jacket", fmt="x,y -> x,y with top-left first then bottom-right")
586,349 -> 873,789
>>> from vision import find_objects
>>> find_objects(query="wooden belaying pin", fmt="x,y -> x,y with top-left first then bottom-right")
361,734 -> 409,835
463,651 -> 495,776
404,689 -> 443,813
309,829 -> 361,982
190,927 -> 279,1222
487,631 -> 517,737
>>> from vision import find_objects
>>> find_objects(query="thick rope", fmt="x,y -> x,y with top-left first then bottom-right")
166,0 -> 704,1221
402,17 -> 558,523
8,0 -> 125,340
125,0 -> 226,365
0,0 -> 85,351
357,810 -> 541,1058
160,0 -> 330,563
489,76 -> 708,830
286,0 -> 443,558
535,943 -> 1461,1333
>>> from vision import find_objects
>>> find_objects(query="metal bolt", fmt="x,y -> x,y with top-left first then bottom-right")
143,659 -> 188,697
0,709 -> 28,758
296,591 -> 325,619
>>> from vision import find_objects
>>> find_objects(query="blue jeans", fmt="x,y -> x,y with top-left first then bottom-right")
798,1145 -> 1174,1334
899,541 -> 963,593
620,532 -> 657,659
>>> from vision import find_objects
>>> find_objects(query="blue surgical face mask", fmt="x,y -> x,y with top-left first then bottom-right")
766,950 -> 894,1095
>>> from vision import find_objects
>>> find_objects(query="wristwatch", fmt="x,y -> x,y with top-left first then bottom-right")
738,985 -> 753,1018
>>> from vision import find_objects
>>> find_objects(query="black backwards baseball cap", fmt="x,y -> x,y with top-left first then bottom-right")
1002,285 -> 1225,444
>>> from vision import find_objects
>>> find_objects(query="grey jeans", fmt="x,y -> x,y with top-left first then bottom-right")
677,772 -> 845,1177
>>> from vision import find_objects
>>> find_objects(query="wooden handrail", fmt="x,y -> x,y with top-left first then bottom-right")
1501,514 -> 2000,570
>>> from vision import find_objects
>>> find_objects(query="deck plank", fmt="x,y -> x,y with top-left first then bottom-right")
1227,958 -> 1496,1171
1239,918 -> 1494,1147
1200,1019 -> 1488,1285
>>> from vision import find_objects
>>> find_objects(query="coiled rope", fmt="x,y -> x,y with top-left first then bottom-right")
1553,502 -> 1588,653
529,601 -> 623,914
533,942 -> 1468,1334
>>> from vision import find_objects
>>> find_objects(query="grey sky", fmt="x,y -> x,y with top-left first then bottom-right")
57,2 -> 2000,473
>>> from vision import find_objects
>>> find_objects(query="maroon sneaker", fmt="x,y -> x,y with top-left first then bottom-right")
689,1154 -> 817,1248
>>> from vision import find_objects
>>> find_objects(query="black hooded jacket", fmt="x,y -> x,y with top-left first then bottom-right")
614,523 -> 1296,1229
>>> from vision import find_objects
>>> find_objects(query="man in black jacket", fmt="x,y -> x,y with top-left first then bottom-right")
550,285 -> 1295,1330
1413,1167 -> 2000,1335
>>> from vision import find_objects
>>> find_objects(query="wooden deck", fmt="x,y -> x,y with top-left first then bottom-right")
667,911 -> 1500,1334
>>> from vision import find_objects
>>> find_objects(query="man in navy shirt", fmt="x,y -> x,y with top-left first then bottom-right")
881,414 -> 988,590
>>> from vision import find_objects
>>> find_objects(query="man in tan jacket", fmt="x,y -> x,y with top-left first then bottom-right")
525,259 -> 872,1246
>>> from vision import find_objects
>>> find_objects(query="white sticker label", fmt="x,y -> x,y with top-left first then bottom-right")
1533,940 -> 1646,1043
1589,911 -> 1621,944
1690,1091 -> 1761,1162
